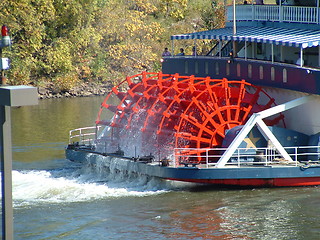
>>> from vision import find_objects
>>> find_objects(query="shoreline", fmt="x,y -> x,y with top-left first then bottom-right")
37,82 -> 112,99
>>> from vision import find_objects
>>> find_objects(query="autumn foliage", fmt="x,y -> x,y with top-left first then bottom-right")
0,0 -> 225,89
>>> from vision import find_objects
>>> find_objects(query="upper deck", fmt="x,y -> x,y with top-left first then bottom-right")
226,4 -> 320,26
162,2 -> 320,96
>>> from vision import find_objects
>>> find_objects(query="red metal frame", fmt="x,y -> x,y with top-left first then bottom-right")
96,72 -> 285,162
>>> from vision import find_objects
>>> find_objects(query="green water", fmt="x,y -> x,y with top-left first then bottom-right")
7,96 -> 320,240
11,96 -> 105,165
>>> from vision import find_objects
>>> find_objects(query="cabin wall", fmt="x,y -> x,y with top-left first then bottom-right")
162,57 -> 320,95
237,43 -> 319,68
304,46 -> 319,67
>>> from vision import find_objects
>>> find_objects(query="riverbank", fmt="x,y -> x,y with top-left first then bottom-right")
37,82 -> 112,99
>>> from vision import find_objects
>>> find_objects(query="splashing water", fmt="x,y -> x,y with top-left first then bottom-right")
7,163 -> 172,208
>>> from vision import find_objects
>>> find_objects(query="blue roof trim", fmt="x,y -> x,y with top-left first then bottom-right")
171,26 -> 320,49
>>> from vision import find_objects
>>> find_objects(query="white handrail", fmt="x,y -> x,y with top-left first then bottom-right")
227,5 -> 318,24
69,126 -> 101,144
174,145 -> 320,168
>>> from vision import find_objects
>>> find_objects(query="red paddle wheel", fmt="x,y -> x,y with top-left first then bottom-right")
96,72 -> 284,164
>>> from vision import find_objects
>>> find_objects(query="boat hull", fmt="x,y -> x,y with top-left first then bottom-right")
66,147 -> 320,188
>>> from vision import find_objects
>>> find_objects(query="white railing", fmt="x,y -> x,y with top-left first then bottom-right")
69,126 -> 101,144
227,5 -> 318,24
174,146 -> 320,168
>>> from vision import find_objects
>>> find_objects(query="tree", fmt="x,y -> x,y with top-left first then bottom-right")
158,0 -> 188,20
0,0 -> 223,89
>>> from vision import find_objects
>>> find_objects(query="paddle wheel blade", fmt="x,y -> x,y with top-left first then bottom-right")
96,72 -> 285,164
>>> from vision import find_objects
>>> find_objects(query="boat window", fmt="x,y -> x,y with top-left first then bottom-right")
248,64 -> 252,78
259,66 -> 263,80
205,62 -> 209,75
185,61 -> 188,74
283,68 -> 287,83
226,63 -> 230,76
195,61 -> 199,74
215,62 -> 219,75
271,67 -> 275,81
237,63 -> 241,77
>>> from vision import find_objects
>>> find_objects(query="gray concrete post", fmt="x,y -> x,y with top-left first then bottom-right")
0,105 -> 13,240
0,86 -> 38,239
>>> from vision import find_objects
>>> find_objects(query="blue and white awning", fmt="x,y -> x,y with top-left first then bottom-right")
171,26 -> 320,49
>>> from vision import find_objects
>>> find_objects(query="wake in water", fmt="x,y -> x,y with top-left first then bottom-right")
9,161 -> 177,207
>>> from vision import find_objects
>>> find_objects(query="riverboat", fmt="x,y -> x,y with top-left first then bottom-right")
66,1 -> 320,187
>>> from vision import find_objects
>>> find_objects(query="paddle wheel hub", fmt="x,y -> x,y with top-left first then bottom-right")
96,72 -> 284,163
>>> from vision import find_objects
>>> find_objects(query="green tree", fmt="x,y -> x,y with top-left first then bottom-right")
0,0 -> 224,89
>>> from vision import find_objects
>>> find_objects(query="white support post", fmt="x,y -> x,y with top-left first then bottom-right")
216,113 -> 258,168
171,39 -> 174,56
233,0 -> 236,36
279,1 -> 282,22
252,42 -> 255,59
317,0 -> 319,24
257,95 -> 313,118
300,48 -> 303,67
216,96 -> 315,168
255,118 -> 292,162
245,40 -> 247,60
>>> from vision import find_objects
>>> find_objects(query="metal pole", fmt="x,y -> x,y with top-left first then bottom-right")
0,48 -> 5,85
245,40 -> 247,60
0,105 -> 13,240
300,47 -> 303,67
317,0 -> 319,24
233,0 -> 236,36
279,0 -> 282,22
171,39 -> 174,57
0,25 -> 37,239
0,47 -> 2,81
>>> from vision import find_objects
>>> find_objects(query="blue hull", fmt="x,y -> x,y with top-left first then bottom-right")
66,147 -> 320,187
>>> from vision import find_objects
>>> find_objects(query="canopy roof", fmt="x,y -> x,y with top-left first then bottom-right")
171,26 -> 320,49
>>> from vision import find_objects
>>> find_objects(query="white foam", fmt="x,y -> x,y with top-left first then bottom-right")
8,169 -> 168,207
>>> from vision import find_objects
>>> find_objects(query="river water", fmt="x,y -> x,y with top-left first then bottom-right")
5,96 -> 320,239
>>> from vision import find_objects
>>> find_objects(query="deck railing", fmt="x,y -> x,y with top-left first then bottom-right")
68,126 -> 320,169
174,146 -> 320,168
69,126 -> 101,144
227,5 -> 319,24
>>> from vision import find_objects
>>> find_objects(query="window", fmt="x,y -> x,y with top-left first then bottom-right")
185,61 -> 188,74
259,66 -> 263,79
215,62 -> 219,75
205,62 -> 209,75
271,67 -> 275,81
237,63 -> 241,77
226,63 -> 230,76
283,68 -> 287,83
195,61 -> 199,74
248,64 -> 252,78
